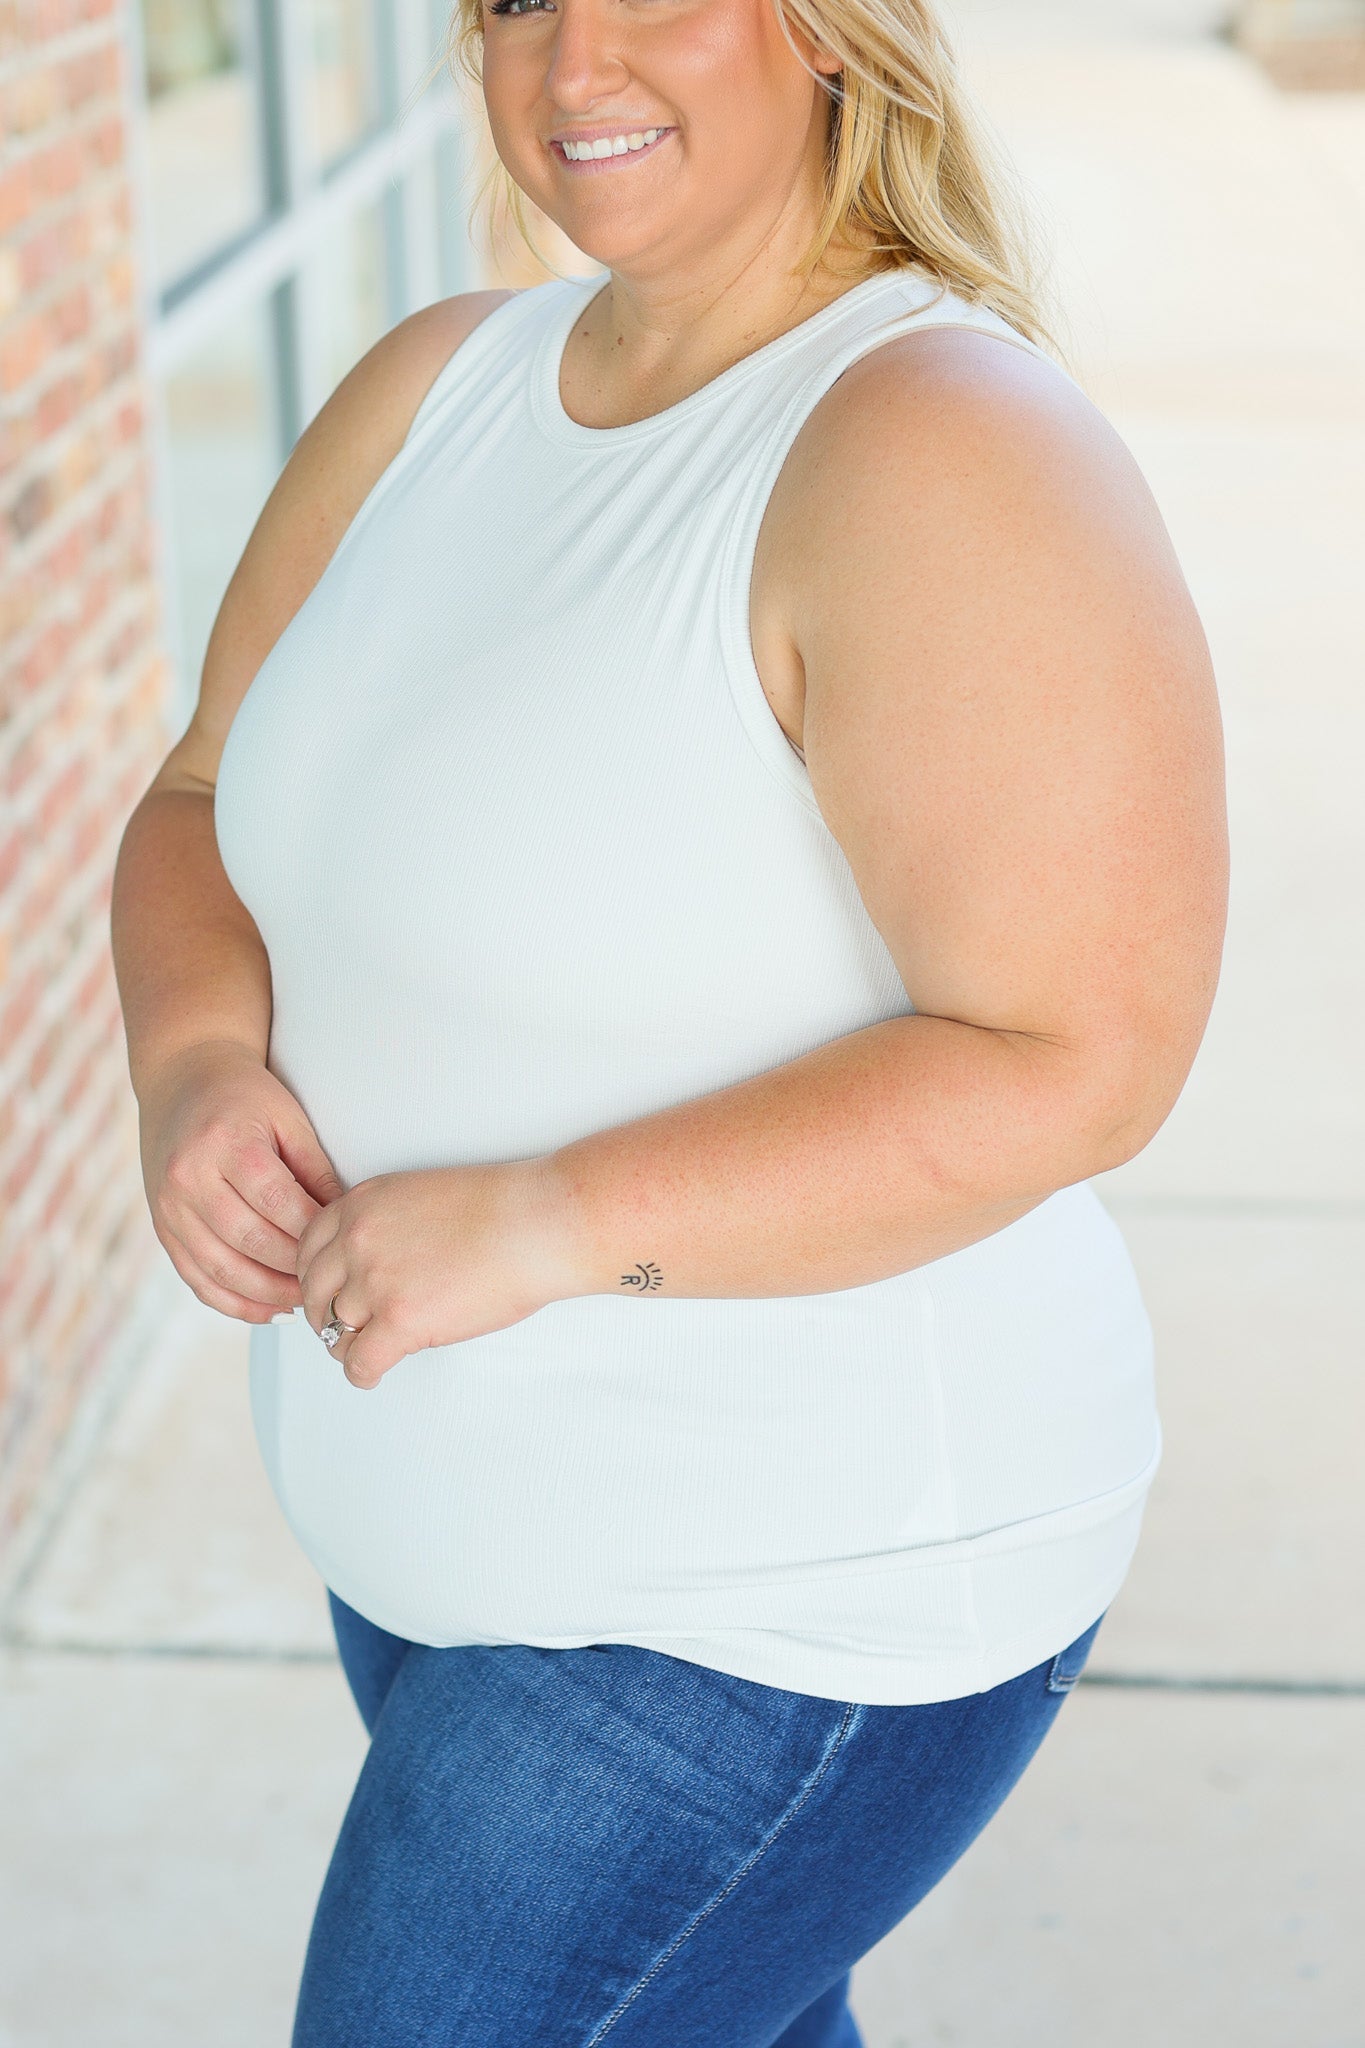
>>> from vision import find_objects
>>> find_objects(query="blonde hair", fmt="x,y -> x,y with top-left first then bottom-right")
426,0 -> 1063,358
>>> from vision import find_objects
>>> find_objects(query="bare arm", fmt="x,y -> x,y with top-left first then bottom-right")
529,328 -> 1229,1299
111,290 -> 516,1315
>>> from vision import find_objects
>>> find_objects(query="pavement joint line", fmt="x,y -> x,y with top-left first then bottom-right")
2,1636 -> 1364,1696
1098,1196 -> 1365,1217
1081,1671 -> 1365,1697
0,1635 -> 339,1664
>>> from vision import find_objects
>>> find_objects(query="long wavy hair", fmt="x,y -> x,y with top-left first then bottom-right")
420,0 -> 1063,357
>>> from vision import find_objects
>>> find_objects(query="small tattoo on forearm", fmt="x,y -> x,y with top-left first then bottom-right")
620,1261 -> 663,1292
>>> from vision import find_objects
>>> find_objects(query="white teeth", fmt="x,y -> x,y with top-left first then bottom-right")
562,128 -> 663,162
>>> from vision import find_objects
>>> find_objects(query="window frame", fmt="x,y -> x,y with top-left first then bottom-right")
125,0 -> 481,729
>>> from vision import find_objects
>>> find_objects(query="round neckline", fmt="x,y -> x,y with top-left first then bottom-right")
530,266 -> 920,447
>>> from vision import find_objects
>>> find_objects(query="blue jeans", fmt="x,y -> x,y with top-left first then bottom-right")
293,1596 -> 1107,2046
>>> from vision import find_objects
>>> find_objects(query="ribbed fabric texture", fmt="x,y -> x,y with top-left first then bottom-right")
214,268 -> 1161,1704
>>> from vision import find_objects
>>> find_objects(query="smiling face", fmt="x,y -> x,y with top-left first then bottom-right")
479,0 -> 844,283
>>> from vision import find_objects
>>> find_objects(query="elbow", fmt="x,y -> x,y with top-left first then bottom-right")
1073,1040 -> 1193,1177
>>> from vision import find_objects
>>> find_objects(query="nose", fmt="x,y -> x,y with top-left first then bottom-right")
542,0 -> 632,112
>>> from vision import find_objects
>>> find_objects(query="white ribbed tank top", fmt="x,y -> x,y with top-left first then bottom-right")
215,266 -> 1161,1705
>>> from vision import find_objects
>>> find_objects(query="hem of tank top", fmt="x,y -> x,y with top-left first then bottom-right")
713,305 -> 1066,822
573,1578 -> 1133,1706
309,1556 -> 1139,1706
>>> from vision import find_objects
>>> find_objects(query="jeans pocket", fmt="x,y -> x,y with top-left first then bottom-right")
1045,1608 -> 1107,1693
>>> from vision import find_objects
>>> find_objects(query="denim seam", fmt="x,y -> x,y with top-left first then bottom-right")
582,1699 -> 864,2044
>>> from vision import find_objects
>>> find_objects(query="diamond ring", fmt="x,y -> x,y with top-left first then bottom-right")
320,1294 -> 360,1349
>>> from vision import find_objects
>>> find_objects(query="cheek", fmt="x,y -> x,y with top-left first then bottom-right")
657,13 -> 811,150
479,42 -> 538,148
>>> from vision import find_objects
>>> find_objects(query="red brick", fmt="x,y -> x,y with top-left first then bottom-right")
0,160 -> 34,238
13,848 -> 68,947
60,43 -> 118,114
0,948 -> 46,1031
37,752 -> 84,832
25,1015 -> 65,1089
0,0 -> 171,1550
76,564 -> 111,632
84,110 -> 123,171
38,364 -> 84,436
19,1271 -> 58,1346
49,277 -> 92,345
28,133 -> 86,206
1,711 -> 45,800
75,948 -> 109,1015
23,614 -> 77,692
0,406 -> 24,473
0,829 -> 23,894
19,217 -> 61,291
2,61 -> 60,137
0,1229 -> 28,1316
0,313 -> 50,394
1,1119 -> 45,1206
41,1151 -> 81,1229
58,1041 -> 100,1121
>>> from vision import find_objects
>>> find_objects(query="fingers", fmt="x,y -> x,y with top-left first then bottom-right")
332,1320 -> 399,1392
298,1243 -> 355,1345
296,1199 -> 344,1275
223,1135 -> 327,1241
212,1166 -> 309,1274
298,1270 -> 394,1391
156,1221 -> 296,1323
274,1115 -> 347,1210
161,1204 -> 304,1316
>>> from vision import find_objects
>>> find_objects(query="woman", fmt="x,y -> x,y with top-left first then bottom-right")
112,0 -> 1227,2039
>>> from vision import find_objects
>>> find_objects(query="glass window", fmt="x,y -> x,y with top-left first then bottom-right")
299,0 -> 385,176
162,300 -> 280,699
302,199 -> 390,415
433,126 -> 481,295
140,0 -> 266,289
138,1 -> 480,711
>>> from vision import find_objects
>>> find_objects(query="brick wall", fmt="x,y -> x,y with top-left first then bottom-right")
0,0 -> 170,1565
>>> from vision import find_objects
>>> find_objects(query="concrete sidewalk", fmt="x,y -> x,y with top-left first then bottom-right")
4,4 -> 1363,2042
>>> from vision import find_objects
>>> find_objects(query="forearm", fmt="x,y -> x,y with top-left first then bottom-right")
536,1014 -> 1139,1300
111,780 -> 272,1104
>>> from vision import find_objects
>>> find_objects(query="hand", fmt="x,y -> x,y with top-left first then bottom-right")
137,1039 -> 346,1323
295,1158 -> 582,1390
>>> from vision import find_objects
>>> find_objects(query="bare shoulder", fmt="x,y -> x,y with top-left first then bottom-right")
163,287 -> 518,790
761,318 -> 1217,818
758,319 -> 1226,1077
769,321 -> 1199,655
327,287 -> 520,467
